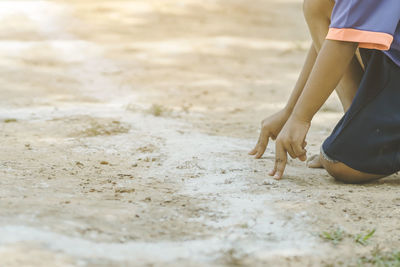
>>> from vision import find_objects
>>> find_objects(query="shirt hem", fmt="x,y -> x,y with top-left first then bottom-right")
326,28 -> 394,51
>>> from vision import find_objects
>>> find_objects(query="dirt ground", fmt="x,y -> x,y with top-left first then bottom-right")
0,0 -> 400,266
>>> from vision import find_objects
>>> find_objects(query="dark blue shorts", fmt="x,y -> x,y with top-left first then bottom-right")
322,49 -> 400,175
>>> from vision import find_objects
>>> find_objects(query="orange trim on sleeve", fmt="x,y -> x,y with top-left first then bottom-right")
326,28 -> 394,51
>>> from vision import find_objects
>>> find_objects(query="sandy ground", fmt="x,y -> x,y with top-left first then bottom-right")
1,0 -> 400,266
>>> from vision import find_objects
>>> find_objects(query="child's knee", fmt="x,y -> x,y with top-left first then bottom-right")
321,159 -> 351,182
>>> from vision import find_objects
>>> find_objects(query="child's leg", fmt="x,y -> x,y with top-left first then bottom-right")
319,155 -> 386,183
322,47 -> 400,183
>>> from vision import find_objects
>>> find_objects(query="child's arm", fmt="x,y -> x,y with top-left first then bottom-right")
249,44 -> 317,158
270,40 -> 358,180
284,44 -> 318,113
292,40 -> 358,122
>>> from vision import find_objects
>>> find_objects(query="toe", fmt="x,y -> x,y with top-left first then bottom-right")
306,154 -> 323,169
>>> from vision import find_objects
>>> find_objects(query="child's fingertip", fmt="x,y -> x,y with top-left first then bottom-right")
248,148 -> 257,155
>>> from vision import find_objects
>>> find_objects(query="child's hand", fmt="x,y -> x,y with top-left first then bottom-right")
249,109 -> 291,159
269,116 -> 310,180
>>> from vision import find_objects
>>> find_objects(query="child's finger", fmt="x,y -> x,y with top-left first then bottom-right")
298,154 -> 307,161
268,167 -> 276,176
302,141 -> 307,148
249,136 -> 262,155
273,142 -> 287,180
286,144 -> 297,159
255,134 -> 269,159
292,143 -> 307,160
255,144 -> 267,159
248,146 -> 258,155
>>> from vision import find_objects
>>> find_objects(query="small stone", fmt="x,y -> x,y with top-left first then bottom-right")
115,188 -> 135,194
262,180 -> 273,186
76,161 -> 84,168
100,161 -> 109,165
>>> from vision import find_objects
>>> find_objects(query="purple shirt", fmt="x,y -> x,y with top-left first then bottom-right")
326,0 -> 400,67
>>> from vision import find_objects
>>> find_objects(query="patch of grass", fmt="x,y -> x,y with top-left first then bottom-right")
354,229 -> 376,246
319,228 -> 345,245
4,118 -> 17,123
358,248 -> 400,266
149,104 -> 166,117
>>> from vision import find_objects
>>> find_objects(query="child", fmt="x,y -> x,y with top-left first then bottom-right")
249,0 -> 400,183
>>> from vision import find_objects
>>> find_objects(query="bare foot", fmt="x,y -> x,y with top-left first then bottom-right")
307,154 -> 323,169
